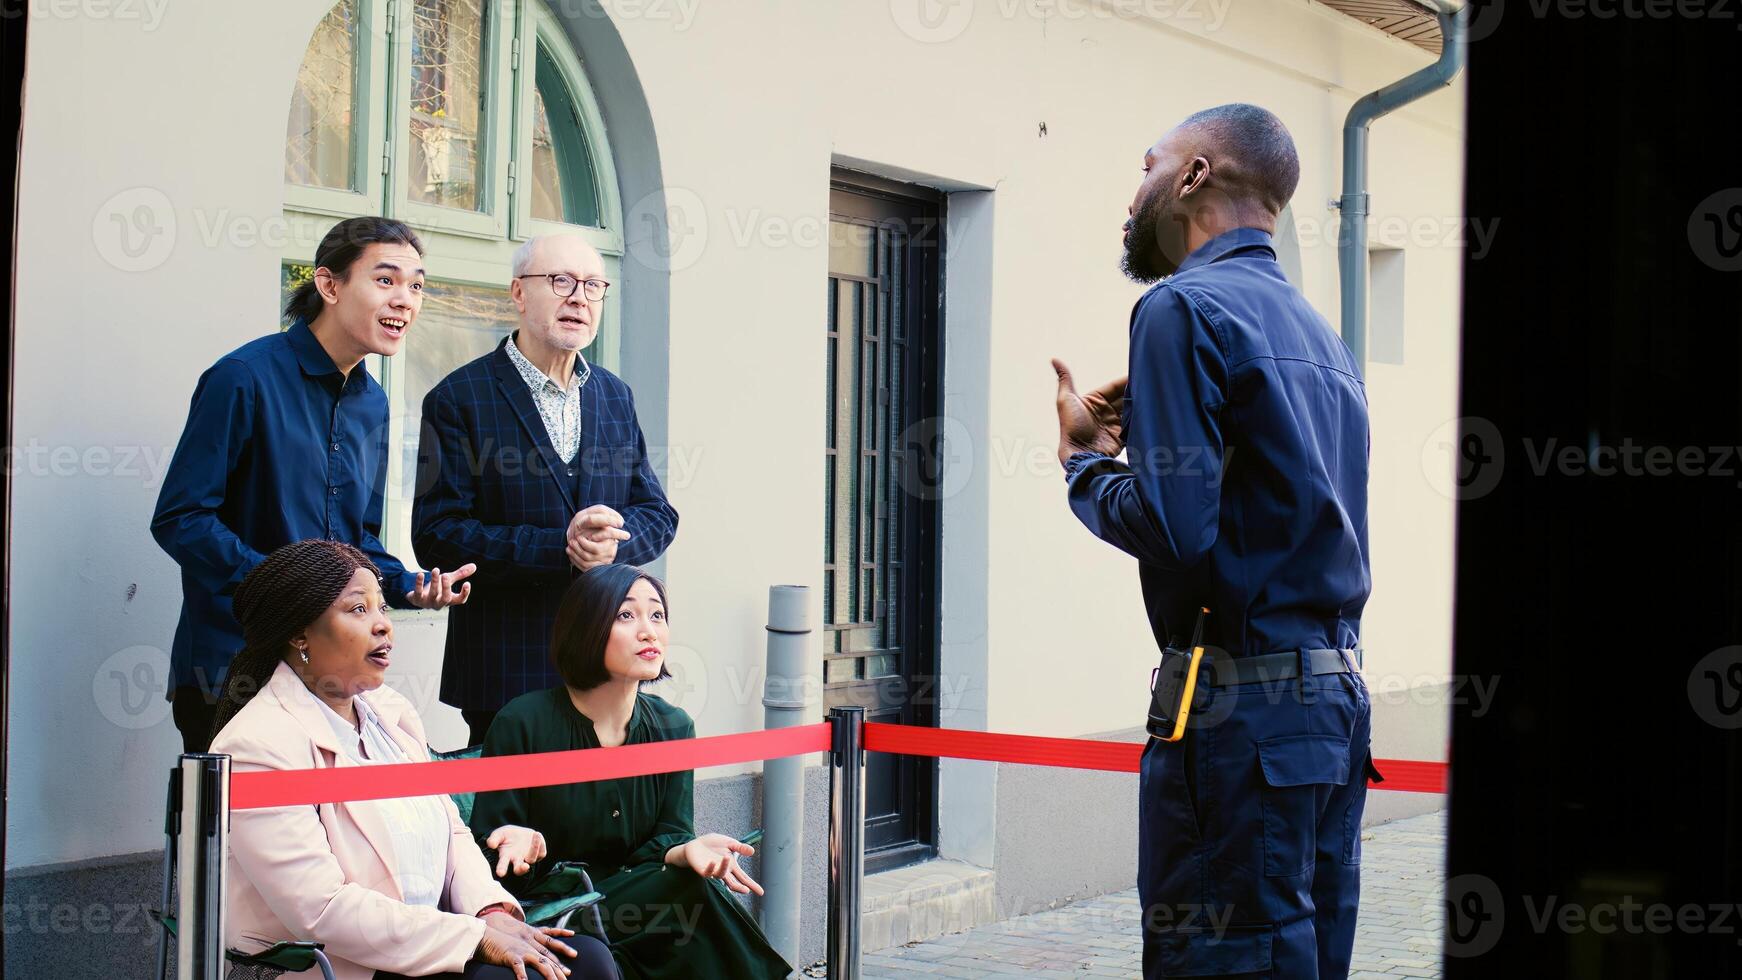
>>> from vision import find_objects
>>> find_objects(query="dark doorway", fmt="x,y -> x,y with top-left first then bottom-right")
823,173 -> 944,872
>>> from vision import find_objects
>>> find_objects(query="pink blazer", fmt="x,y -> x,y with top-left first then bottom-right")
211,660 -> 520,980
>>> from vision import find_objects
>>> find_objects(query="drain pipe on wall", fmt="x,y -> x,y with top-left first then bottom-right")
1337,1 -> 1468,371
760,585 -> 813,967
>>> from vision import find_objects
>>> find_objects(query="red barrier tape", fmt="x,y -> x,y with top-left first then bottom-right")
865,722 -> 1142,772
229,720 -> 1447,810
230,723 -> 832,810
863,722 -> 1448,793
1362,758 -> 1448,794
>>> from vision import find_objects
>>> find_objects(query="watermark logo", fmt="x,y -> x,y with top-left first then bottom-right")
895,415 -> 974,502
627,186 -> 709,273
890,0 -> 976,42
4,0 -> 172,30
93,186 -> 175,273
650,642 -> 711,716
1443,873 -> 1505,957
1688,188 -> 1742,272
1688,645 -> 1742,729
1422,417 -> 1505,501
93,645 -> 173,729
1446,0 -> 1506,44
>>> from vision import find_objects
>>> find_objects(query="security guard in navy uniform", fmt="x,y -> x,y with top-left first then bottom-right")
1055,104 -> 1376,978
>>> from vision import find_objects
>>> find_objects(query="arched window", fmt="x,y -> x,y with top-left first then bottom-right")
280,0 -> 622,556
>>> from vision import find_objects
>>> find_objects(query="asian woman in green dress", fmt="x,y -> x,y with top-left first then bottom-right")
468,564 -> 794,980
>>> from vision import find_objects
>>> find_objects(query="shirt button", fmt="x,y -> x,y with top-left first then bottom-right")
330,443 -> 340,453
612,809 -> 620,818
329,487 -> 339,496
566,468 -> 575,477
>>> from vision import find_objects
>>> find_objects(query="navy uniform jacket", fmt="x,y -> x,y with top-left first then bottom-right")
151,320 -> 420,694
1066,227 -> 1370,657
412,338 -> 678,711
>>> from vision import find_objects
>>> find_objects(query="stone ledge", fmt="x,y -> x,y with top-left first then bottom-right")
861,858 -> 997,952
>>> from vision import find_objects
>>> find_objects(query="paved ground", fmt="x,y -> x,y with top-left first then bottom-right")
811,809 -> 1446,979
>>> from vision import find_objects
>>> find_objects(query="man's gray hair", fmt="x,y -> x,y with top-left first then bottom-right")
510,236 -> 543,278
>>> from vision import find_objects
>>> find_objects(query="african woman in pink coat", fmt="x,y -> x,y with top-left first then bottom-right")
209,539 -> 618,980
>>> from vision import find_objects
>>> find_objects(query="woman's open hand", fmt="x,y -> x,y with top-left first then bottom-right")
678,832 -> 763,896
475,912 -> 576,980
485,824 -> 547,878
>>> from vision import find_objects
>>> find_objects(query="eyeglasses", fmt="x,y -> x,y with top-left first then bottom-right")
516,273 -> 611,302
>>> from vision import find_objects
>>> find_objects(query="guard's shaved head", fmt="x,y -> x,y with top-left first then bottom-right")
1173,103 -> 1301,214
1121,103 -> 1300,282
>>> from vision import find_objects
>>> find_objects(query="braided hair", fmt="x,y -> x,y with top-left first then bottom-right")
208,540 -> 383,745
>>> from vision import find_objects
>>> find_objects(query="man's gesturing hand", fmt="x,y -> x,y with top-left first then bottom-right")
405,564 -> 476,609
1052,358 -> 1128,466
567,504 -> 631,571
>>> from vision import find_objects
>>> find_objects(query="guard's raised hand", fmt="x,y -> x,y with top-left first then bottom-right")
1052,358 -> 1128,464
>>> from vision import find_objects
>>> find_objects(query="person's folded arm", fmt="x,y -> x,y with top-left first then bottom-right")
221,735 -> 486,976
411,383 -> 570,586
1066,285 -> 1229,570
149,357 -> 267,595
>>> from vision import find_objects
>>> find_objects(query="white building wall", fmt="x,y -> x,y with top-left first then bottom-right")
7,0 -> 1462,871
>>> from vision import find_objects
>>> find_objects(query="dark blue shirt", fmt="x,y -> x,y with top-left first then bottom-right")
152,320 -> 419,693
1065,228 -> 1371,657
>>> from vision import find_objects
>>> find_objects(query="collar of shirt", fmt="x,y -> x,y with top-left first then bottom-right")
311,689 -> 406,764
506,332 -> 590,394
1171,226 -> 1277,278
286,318 -> 368,393
560,687 -> 647,740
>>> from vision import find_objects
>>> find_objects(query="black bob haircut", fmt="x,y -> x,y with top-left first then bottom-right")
551,564 -> 672,691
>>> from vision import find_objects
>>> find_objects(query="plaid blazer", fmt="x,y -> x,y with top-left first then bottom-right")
412,339 -> 678,710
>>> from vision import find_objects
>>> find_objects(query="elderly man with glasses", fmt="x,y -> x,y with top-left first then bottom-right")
413,234 -> 679,745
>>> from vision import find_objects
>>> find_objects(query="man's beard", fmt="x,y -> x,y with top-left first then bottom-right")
1121,192 -> 1187,284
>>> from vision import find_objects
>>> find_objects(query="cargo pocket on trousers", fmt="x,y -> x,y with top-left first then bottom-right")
1257,734 -> 1351,877
1344,753 -> 1383,865
1154,924 -> 1274,977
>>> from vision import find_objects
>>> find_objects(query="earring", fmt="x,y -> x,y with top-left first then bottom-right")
297,645 -> 310,664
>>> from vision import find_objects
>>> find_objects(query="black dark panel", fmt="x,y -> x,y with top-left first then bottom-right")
1451,7 -> 1742,977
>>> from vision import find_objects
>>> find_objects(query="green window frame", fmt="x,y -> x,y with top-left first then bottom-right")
279,0 -> 624,561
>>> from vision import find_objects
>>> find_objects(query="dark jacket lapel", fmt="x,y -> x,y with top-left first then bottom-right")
574,372 -> 603,507
489,340 -> 579,514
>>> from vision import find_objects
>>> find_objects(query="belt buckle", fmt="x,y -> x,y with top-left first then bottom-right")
1149,665 -> 1160,692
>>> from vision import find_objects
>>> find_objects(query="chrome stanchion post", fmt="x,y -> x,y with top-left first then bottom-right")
155,767 -> 182,980
827,705 -> 865,980
176,753 -> 230,980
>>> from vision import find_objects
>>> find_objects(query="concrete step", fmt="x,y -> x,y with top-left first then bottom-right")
861,858 -> 997,952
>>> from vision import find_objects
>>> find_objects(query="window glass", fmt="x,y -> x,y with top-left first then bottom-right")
407,0 -> 490,212
285,0 -> 360,190
530,43 -> 601,226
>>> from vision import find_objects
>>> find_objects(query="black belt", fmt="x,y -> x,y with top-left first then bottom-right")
1199,648 -> 1361,687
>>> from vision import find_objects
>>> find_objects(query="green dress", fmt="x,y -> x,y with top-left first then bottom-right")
469,687 -> 794,980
